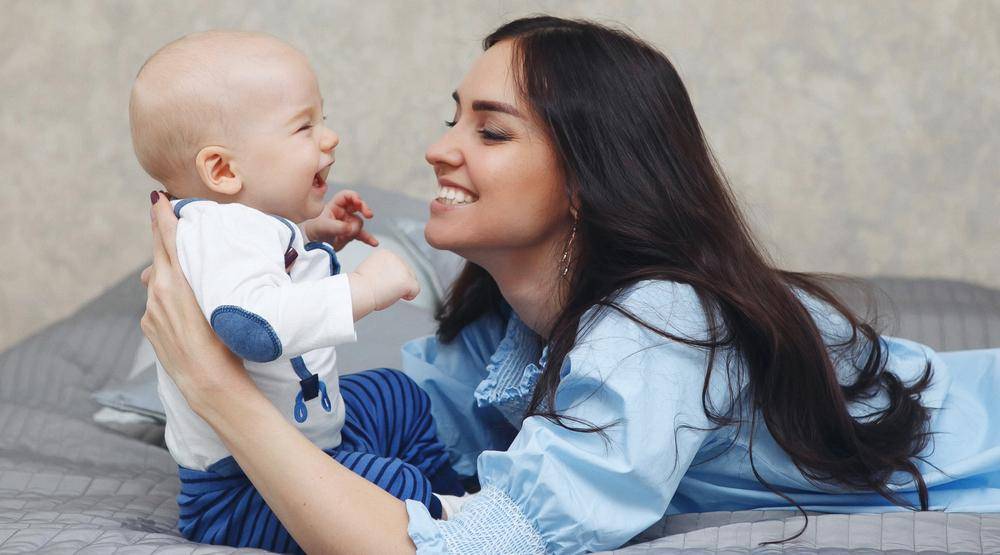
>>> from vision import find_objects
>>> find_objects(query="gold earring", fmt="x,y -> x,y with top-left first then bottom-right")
559,218 -> 578,278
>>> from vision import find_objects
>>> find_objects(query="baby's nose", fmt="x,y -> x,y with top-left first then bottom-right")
320,128 -> 339,152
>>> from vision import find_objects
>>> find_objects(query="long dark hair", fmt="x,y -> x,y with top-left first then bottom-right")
436,15 -> 933,533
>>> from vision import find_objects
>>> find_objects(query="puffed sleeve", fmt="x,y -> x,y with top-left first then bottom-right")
402,309 -> 519,478
405,281 -> 735,554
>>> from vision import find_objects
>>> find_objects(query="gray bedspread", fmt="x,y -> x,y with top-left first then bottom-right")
1,271 -> 998,553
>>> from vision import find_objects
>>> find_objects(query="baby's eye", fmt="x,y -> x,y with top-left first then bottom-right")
297,123 -> 314,133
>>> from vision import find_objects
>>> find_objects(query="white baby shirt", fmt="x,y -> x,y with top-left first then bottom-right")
156,199 -> 356,471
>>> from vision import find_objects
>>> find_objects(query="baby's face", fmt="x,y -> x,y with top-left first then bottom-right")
229,53 -> 338,223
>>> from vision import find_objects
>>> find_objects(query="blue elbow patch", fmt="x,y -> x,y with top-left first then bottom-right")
210,305 -> 282,362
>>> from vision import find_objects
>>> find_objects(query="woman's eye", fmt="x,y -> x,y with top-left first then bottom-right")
479,127 -> 511,142
444,119 -> 457,128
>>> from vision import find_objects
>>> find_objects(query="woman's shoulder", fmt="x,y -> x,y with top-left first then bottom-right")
565,280 -> 715,382
577,279 -> 709,344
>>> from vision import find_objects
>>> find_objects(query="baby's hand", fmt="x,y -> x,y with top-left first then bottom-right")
348,250 -> 421,318
301,190 -> 379,251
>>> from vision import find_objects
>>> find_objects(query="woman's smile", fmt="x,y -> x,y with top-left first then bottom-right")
432,178 -> 479,209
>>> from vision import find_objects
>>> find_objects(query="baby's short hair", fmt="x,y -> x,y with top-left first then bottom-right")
129,31 -> 298,190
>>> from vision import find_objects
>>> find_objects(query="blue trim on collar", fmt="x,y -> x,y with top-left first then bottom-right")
268,215 -> 297,252
304,241 -> 341,276
172,197 -> 207,218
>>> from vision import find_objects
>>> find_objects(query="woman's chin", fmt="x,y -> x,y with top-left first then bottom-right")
423,222 -> 452,250
424,220 -> 470,254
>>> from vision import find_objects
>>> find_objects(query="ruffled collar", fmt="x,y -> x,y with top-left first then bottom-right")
473,311 -> 561,428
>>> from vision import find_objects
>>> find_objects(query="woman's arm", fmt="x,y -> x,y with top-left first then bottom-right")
142,192 -> 415,554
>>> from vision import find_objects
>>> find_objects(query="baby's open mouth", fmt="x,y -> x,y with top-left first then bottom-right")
436,185 -> 478,205
314,166 -> 331,189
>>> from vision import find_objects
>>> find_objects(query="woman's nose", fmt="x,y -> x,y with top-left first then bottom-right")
425,132 -> 462,169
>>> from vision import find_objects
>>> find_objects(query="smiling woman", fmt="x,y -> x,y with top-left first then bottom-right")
138,15 -> 1000,555
424,40 -> 572,283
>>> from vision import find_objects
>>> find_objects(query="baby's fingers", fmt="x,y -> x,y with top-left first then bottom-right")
357,228 -> 379,247
338,190 -> 374,219
356,198 -> 374,219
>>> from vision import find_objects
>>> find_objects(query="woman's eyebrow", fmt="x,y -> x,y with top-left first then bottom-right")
452,91 -> 521,118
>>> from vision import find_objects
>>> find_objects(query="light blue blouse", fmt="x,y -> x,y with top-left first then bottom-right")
401,280 -> 1000,554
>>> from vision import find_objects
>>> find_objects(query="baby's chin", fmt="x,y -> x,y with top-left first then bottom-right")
302,201 -> 326,222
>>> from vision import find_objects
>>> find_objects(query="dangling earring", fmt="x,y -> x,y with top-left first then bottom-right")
559,217 -> 578,278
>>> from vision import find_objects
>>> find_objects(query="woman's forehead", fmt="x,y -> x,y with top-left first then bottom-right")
457,41 -> 519,107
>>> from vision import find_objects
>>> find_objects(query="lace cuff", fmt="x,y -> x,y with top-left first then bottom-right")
406,486 -> 547,554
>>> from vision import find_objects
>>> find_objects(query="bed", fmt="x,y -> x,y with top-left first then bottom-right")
3,187 -> 999,553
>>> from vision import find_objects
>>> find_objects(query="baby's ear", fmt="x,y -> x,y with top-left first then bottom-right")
195,146 -> 243,196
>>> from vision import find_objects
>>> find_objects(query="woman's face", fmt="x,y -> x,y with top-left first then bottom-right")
424,40 -> 571,261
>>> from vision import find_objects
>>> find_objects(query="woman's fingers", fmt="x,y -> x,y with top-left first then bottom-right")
151,192 -> 181,267
150,220 -> 170,284
140,265 -> 152,287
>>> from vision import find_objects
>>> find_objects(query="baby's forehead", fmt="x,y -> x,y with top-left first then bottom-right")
140,31 -> 319,119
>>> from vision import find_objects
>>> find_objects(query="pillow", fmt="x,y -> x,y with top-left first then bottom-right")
334,231 -> 441,311
384,217 -> 465,301
92,406 -> 165,445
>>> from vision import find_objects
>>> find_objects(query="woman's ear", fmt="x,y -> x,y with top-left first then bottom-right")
195,146 -> 243,196
568,188 -> 581,219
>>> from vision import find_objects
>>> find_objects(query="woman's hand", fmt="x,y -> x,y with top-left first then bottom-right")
140,191 -> 251,413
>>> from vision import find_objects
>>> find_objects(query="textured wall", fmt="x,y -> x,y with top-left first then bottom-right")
2,0 -> 998,350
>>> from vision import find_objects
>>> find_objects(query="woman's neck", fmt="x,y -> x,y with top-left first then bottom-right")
474,241 -> 565,338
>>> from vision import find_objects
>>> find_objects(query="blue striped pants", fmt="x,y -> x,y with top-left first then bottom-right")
176,368 -> 462,553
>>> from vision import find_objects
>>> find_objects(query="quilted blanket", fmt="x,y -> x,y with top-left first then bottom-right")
2,271 -> 998,553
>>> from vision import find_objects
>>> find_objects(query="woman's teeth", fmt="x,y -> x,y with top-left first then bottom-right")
436,186 -> 477,205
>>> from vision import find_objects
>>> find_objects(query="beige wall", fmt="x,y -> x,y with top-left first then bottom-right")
2,0 -> 998,351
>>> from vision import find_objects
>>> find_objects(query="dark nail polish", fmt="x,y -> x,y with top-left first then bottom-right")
150,191 -> 159,204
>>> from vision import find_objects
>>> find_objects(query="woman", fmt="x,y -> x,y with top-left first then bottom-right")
142,16 -> 1000,554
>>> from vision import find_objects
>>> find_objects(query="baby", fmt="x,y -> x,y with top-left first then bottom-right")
130,31 -> 461,552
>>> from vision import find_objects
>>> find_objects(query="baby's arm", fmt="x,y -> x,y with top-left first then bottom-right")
178,203 -> 358,363
346,249 -> 421,320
